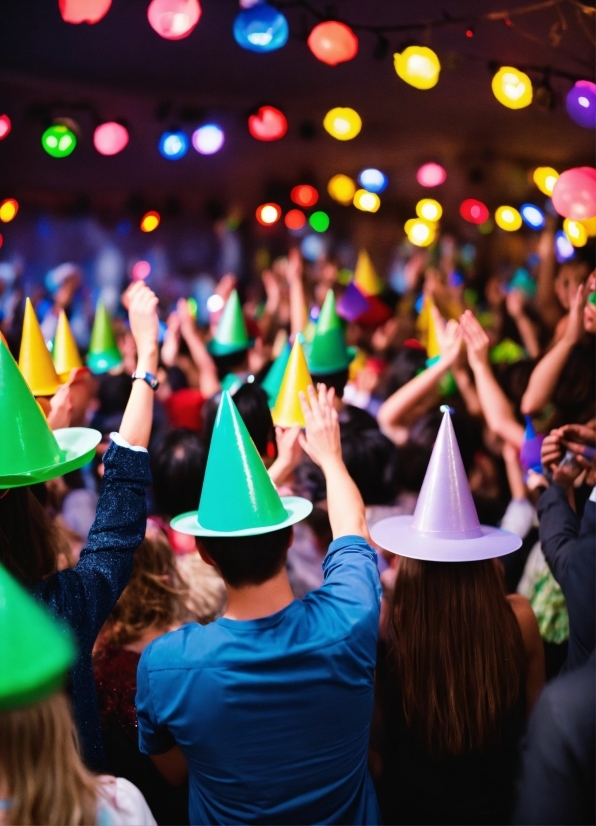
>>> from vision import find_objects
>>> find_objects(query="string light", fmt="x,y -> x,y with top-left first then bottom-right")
566,80 -> 596,129
307,21 -> 358,66
42,123 -> 77,157
256,203 -> 282,225
158,130 -> 188,159
93,122 -> 129,155
491,66 -> 533,109
147,0 -> 201,40
132,260 -> 151,280
309,211 -> 330,232
405,218 -> 436,246
248,106 -> 287,141
323,107 -> 362,140
328,174 -> 356,205
417,162 -> 446,187
59,0 -> 112,24
192,124 -> 225,154
285,209 -> 306,230
353,190 -> 380,212
358,169 -> 388,193
0,199 -> 18,223
495,206 -> 522,231
416,199 -> 442,222
393,46 -> 440,90
0,115 -> 11,140
291,185 -> 318,207
563,218 -> 588,247
555,230 -> 574,262
533,166 -> 559,195
459,199 -> 489,224
520,203 -> 545,229
233,2 -> 288,52
140,211 -> 160,232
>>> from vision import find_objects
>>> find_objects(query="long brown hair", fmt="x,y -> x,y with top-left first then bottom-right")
390,557 -> 526,757
0,487 -> 60,586
98,525 -> 189,647
0,692 -> 97,825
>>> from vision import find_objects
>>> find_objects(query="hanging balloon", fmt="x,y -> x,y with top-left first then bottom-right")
59,0 -> 111,24
459,199 -> 489,225
307,21 -> 358,66
533,166 -> 559,196
233,3 -> 288,52
328,174 -> 356,205
0,115 -> 11,140
491,67 -> 532,109
566,81 -> 596,129
147,0 -> 201,40
393,46 -> 440,90
580,216 -> 596,237
416,199 -> 442,222
563,219 -> 588,248
417,162 -> 446,187
248,106 -> 287,141
551,167 -> 596,220
42,123 -> 77,157
323,107 -> 362,140
495,206 -> 522,231
93,122 -> 129,155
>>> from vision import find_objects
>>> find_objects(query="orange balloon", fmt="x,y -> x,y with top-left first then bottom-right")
307,21 -> 358,66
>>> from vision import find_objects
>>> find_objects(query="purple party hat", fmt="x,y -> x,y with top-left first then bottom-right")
337,282 -> 371,322
519,416 -> 544,474
371,406 -> 522,561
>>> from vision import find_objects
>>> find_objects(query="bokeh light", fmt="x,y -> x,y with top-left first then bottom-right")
323,107 -> 362,141
192,124 -> 225,154
520,204 -> 545,229
0,114 -> 11,140
563,218 -> 588,247
533,166 -> 559,196
159,130 -> 188,159
393,46 -> 440,90
459,199 -> 489,224
256,203 -> 282,225
132,260 -> 151,280
565,80 -> 596,129
309,211 -> 330,232
492,67 -> 533,109
59,0 -> 112,24
285,209 -> 306,230
328,174 -> 356,205
417,162 -> 446,187
416,198 -> 442,222
495,206 -> 522,231
248,106 -> 287,141
206,294 -> 224,313
291,185 -> 318,207
140,211 -> 160,232
555,230 -> 575,262
93,121 -> 129,155
353,189 -> 380,212
405,218 -> 436,247
233,2 -> 288,52
358,168 -> 388,193
42,123 -> 77,157
147,0 -> 201,39
0,199 -> 18,223
307,21 -> 358,66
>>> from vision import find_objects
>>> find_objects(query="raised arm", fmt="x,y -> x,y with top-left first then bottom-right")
505,289 -> 541,359
285,247 -> 307,338
535,222 -> 562,332
177,298 -> 220,398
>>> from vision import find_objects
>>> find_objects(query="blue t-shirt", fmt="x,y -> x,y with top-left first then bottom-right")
136,535 -> 382,825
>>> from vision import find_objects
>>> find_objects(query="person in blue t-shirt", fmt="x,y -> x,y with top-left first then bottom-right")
136,384 -> 382,825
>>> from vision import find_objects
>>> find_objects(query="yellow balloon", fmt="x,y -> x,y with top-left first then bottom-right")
580,216 -> 596,237
563,219 -> 588,247
323,107 -> 362,141
492,66 -> 533,109
533,167 -> 559,196
353,189 -> 380,212
328,174 -> 356,205
393,46 -> 440,90
416,199 -> 442,222
495,206 -> 522,231
405,218 -> 436,247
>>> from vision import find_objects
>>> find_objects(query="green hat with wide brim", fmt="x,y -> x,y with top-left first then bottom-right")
261,341 -> 291,407
306,289 -> 357,375
171,391 -> 312,537
0,562 -> 76,710
0,339 -> 101,489
207,290 -> 255,356
86,301 -> 123,374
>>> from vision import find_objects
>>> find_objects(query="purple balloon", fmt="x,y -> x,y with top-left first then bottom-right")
566,80 -> 596,129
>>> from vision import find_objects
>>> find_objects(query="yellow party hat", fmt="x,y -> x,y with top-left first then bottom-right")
353,250 -> 382,297
18,299 -> 60,397
52,311 -> 83,382
271,339 -> 313,428
426,304 -> 441,361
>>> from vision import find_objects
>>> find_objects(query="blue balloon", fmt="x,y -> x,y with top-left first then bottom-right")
233,3 -> 288,53
520,203 -> 545,230
159,130 -> 188,160
555,230 -> 574,263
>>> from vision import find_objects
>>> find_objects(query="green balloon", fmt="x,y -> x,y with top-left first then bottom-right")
41,124 -> 77,158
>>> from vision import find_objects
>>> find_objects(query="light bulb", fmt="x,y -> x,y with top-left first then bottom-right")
393,46 -> 440,90
192,124 -> 224,155
495,206 -> 522,231
328,174 -> 356,205
492,66 -> 533,109
358,168 -> 388,193
140,211 -> 160,232
323,107 -> 362,141
416,199 -> 442,222
353,189 -> 380,212
94,122 -> 129,156
256,203 -> 282,225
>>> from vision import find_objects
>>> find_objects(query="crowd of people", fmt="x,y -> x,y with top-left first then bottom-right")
0,221 -> 594,826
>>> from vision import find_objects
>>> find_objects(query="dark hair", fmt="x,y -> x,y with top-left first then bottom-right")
309,368 -> 349,398
198,526 -> 292,588
97,374 -> 132,416
376,347 -> 427,400
341,427 -> 400,505
0,487 -> 59,586
203,384 -> 276,458
212,349 -> 249,381
150,429 -> 207,517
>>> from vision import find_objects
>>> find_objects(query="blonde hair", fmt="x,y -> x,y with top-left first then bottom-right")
0,692 -> 98,825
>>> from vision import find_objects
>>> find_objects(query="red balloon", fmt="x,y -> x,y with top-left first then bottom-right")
459,199 -> 489,225
59,0 -> 111,24
307,21 -> 358,66
248,106 -> 287,141
551,167 -> 596,221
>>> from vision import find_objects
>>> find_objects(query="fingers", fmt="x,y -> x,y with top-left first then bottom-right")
298,390 -> 314,427
306,384 -> 324,428
297,432 -> 314,460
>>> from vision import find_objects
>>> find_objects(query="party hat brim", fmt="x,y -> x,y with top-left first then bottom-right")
0,427 -> 101,489
207,338 -> 255,357
170,495 -> 313,537
371,515 -> 522,562
87,349 -> 123,374
308,346 -> 358,375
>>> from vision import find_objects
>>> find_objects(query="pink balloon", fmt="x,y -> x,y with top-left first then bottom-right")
551,166 -> 596,220
59,0 -> 111,24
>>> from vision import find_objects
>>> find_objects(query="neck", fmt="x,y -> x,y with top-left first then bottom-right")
223,567 -> 294,621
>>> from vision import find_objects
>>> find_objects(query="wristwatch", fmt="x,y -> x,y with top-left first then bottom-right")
132,370 -> 159,390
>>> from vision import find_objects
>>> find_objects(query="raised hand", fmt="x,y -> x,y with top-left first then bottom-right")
298,384 -> 341,471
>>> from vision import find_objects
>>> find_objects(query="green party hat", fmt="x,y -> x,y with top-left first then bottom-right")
307,289 -> 356,375
170,391 -> 312,537
87,301 -> 122,374
0,562 -> 75,710
261,341 -> 291,406
207,290 -> 254,356
0,339 -> 101,488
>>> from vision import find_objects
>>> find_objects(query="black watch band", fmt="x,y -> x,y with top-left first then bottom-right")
132,370 -> 159,391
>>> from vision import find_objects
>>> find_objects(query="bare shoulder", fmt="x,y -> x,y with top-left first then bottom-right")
507,594 -> 541,651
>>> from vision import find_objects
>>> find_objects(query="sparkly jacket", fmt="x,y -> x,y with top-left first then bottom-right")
32,441 -> 152,769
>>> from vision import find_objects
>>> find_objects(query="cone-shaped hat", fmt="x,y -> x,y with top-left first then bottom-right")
18,298 -> 60,396
0,339 -> 101,488
520,416 -> 544,473
171,392 -> 312,536
426,303 -> 441,362
261,341 -> 291,407
337,281 -> 371,322
354,250 -> 383,297
87,301 -> 122,374
271,339 -> 313,428
307,289 -> 356,375
371,407 -> 522,561
52,310 -> 83,381
207,290 -> 255,356
0,562 -> 75,710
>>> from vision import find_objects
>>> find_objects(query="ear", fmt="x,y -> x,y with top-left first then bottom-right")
196,540 -> 215,568
286,526 -> 294,551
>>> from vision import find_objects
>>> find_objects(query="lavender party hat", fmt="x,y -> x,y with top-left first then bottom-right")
371,406 -> 522,561
519,416 -> 544,474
